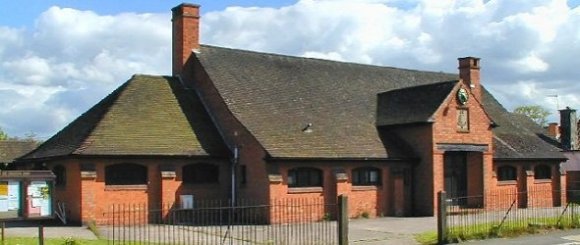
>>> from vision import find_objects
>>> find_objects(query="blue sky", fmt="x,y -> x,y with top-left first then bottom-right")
0,0 -> 297,27
1,0 -> 580,139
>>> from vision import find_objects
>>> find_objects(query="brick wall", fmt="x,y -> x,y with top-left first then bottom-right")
431,83 -> 494,214
491,160 -> 564,210
386,125 -> 434,215
47,158 -> 229,224
267,161 -> 411,222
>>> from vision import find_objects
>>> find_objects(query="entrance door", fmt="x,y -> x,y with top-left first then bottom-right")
444,152 -> 467,205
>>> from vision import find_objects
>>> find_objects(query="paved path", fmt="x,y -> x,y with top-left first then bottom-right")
349,216 -> 436,244
4,226 -> 98,240
0,217 -> 437,244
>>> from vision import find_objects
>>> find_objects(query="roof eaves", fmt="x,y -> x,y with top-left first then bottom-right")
266,156 -> 419,163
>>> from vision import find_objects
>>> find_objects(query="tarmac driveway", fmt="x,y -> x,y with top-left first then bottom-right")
348,216 -> 436,244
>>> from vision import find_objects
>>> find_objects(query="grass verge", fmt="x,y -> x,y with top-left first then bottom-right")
415,216 -> 580,244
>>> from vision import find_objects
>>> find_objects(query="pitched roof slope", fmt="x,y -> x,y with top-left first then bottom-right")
0,140 -> 38,163
377,81 -> 458,126
196,45 -> 456,158
482,89 -> 564,159
196,45 -> 563,160
22,75 -> 227,160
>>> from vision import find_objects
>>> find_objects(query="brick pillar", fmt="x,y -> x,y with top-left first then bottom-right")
553,164 -> 563,206
482,152 -> 493,209
334,168 -> 349,217
80,164 -> 97,223
160,169 -> 178,208
525,169 -> 534,207
432,152 -> 444,215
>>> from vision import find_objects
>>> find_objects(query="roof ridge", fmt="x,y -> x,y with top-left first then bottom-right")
379,80 -> 459,95
199,44 -> 456,75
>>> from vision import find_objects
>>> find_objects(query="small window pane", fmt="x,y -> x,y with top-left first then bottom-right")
497,166 -> 517,181
534,165 -> 551,179
105,163 -> 147,185
352,167 -> 381,186
288,168 -> 322,187
182,163 -> 219,184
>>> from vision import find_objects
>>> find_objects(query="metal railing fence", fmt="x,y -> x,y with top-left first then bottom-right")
101,197 -> 345,245
438,188 -> 580,243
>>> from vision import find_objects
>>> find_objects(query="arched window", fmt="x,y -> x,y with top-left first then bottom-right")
53,165 -> 66,187
182,163 -> 219,184
534,165 -> 551,179
288,168 -> 322,188
352,167 -> 381,186
497,165 -> 517,181
105,163 -> 147,185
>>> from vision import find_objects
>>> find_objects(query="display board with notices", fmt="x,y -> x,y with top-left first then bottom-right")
0,170 -> 55,220
0,181 -> 21,219
27,181 -> 51,217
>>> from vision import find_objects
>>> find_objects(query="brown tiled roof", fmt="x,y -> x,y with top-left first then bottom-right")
0,140 -> 38,163
196,45 -> 455,158
377,81 -> 458,126
482,89 -> 564,160
21,75 -> 228,160
22,45 -> 564,161
196,45 -> 564,160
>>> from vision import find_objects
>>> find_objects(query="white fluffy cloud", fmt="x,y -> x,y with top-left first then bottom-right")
0,6 -> 172,138
1,0 -> 580,138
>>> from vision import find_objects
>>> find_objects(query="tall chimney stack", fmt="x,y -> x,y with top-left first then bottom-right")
560,107 -> 578,151
172,3 -> 200,77
458,57 -> 481,102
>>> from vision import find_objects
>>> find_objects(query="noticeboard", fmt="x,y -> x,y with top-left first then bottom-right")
0,171 -> 55,220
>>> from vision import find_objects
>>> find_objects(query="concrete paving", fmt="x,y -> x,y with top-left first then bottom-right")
0,216 -> 437,244
349,216 -> 436,244
3,226 -> 98,240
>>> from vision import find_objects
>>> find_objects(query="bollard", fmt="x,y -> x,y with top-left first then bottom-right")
437,191 -> 448,244
337,195 -> 348,245
38,225 -> 44,245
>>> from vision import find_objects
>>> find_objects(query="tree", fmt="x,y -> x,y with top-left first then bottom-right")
0,127 -> 7,141
513,105 -> 551,127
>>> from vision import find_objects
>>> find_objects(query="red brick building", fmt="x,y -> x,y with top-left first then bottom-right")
17,3 -> 566,224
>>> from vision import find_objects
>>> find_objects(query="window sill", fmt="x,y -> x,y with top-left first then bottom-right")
288,187 -> 323,194
534,179 -> 552,184
497,180 -> 517,186
352,185 -> 380,191
105,185 -> 147,191
181,182 -> 220,186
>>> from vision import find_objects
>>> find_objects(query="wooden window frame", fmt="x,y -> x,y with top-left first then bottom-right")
352,167 -> 381,186
497,165 -> 517,181
288,167 -> 323,188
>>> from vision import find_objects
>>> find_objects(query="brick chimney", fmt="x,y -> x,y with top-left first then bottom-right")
172,3 -> 200,77
547,122 -> 560,139
560,107 -> 578,150
458,57 -> 481,102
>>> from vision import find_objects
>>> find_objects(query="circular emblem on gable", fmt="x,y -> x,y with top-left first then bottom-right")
457,88 -> 469,105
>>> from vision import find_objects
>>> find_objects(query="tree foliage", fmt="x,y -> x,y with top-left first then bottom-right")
513,105 -> 551,126
0,127 -> 7,141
